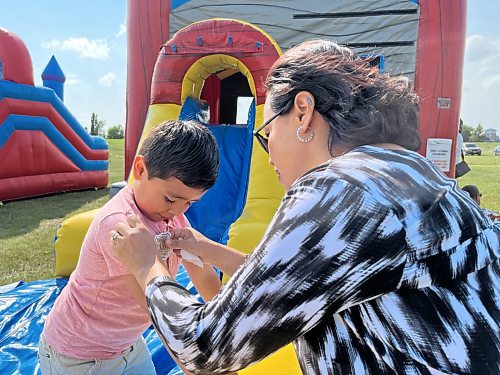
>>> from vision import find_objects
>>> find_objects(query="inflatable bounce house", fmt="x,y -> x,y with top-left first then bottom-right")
0,28 -> 108,202
0,1 -> 466,374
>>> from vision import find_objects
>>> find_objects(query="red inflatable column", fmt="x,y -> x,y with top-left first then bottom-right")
414,0 -> 467,176
125,0 -> 171,179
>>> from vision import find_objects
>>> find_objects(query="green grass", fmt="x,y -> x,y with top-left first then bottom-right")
0,139 -> 499,286
457,142 -> 500,211
0,139 -> 125,285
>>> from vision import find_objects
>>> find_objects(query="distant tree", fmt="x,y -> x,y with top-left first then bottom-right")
461,123 -> 474,142
90,113 -> 97,135
90,113 -> 106,136
107,124 -> 124,139
471,124 -> 484,142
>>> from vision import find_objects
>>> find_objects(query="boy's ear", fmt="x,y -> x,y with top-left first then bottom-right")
132,155 -> 147,180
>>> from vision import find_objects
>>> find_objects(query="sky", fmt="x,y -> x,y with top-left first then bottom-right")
1,1 -> 499,132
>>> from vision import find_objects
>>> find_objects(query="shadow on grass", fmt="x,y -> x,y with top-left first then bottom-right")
0,188 -> 109,239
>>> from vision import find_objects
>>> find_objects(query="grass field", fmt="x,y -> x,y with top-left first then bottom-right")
0,139 -> 125,285
0,140 -> 499,286
457,142 -> 500,211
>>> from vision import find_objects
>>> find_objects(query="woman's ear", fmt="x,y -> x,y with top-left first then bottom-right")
132,155 -> 147,180
294,91 -> 315,132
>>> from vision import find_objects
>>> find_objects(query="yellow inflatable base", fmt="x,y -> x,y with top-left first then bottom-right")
239,344 -> 301,374
54,209 -> 98,277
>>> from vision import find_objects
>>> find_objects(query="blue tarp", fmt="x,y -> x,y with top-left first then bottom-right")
0,266 -> 201,375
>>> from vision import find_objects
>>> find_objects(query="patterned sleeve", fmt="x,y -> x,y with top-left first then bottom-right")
146,175 -> 408,373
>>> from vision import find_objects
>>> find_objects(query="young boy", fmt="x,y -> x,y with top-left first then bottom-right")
39,120 -> 222,375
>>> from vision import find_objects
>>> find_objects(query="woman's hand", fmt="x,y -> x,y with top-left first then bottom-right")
164,227 -> 214,262
167,227 -> 247,277
110,215 -> 172,285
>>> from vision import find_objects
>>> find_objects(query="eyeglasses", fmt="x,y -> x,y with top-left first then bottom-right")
253,110 -> 284,154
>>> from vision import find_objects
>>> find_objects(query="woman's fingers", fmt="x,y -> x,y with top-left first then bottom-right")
109,216 -> 158,277
165,237 -> 186,249
113,215 -> 146,238
127,214 -> 139,228
169,227 -> 193,240
115,221 -> 131,236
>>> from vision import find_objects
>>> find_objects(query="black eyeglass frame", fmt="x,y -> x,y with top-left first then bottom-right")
253,109 -> 285,154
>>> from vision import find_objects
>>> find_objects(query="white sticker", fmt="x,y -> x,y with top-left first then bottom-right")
437,97 -> 451,109
426,138 -> 453,172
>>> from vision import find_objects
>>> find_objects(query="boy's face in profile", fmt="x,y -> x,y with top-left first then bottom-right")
132,156 -> 206,222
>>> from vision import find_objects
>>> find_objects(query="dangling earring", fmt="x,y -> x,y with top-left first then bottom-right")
296,126 -> 314,143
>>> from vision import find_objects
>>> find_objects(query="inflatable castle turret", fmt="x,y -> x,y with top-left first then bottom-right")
42,55 -> 66,101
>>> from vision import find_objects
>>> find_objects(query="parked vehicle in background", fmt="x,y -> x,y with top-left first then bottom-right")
494,145 -> 500,156
463,142 -> 482,155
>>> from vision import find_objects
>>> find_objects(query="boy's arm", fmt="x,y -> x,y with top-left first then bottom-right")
119,274 -> 148,312
99,214 -> 156,311
182,261 -> 222,302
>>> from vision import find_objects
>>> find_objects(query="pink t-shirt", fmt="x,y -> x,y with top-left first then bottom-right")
43,185 -> 186,359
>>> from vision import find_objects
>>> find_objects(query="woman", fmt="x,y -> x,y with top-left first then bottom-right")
111,40 -> 500,374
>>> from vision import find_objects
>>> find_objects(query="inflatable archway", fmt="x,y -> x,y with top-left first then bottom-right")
135,18 -> 300,374
137,19 -> 285,250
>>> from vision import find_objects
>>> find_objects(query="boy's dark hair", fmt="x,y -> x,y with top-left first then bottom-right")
265,39 -> 421,151
139,120 -> 219,190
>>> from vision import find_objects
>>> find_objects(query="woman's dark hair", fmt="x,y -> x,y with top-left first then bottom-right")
139,120 -> 219,190
265,39 -> 421,151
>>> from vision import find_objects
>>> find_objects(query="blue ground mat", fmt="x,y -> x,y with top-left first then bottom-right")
0,266 -> 201,375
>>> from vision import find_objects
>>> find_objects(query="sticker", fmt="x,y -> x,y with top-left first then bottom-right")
437,97 -> 451,109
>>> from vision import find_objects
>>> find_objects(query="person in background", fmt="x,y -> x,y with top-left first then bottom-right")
462,184 -> 482,205
462,184 -> 500,221
111,40 -> 500,374
456,119 -> 464,165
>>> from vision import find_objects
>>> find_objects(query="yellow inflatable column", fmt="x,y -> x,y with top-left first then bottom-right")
127,104 -> 182,183
227,105 -> 285,255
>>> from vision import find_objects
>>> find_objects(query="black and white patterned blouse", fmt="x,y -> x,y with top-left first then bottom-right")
146,145 -> 500,374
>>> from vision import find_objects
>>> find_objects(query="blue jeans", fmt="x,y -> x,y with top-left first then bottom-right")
38,335 -> 156,375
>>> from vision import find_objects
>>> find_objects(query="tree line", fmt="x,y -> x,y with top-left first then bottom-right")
85,113 -> 493,143
88,112 -> 124,139
461,123 -> 492,142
